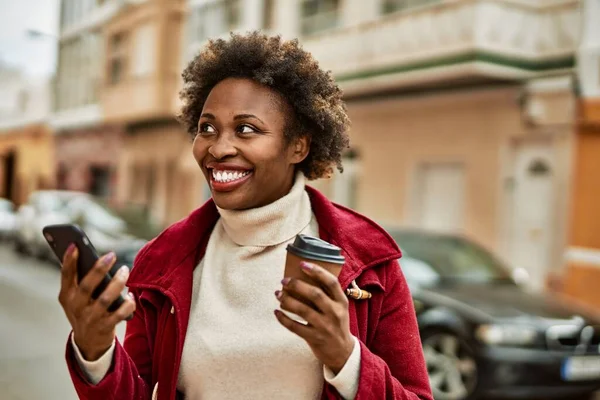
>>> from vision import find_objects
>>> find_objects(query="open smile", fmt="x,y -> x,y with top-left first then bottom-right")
208,168 -> 253,192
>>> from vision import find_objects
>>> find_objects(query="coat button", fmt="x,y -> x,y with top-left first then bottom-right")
170,306 -> 175,314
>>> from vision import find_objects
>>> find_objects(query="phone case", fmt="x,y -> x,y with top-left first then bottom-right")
42,224 -> 126,313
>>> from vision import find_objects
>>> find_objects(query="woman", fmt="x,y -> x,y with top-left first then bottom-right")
59,32 -> 433,400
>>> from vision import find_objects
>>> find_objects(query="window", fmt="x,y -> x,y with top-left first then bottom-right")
132,23 -> 156,77
381,0 -> 439,15
414,163 -> 466,233
17,90 -> 29,113
108,33 -> 127,85
189,0 -> 242,44
300,0 -> 340,36
225,0 -> 242,28
263,0 -> 275,30
60,0 -> 68,29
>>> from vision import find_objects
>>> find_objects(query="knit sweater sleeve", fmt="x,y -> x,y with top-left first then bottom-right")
70,334 -> 115,385
323,336 -> 361,400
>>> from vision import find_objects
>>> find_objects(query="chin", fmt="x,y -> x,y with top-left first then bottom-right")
211,191 -> 252,211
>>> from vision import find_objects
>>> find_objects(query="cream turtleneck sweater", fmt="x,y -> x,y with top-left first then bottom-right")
72,173 -> 361,400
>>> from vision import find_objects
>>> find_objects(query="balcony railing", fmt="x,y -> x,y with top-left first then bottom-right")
302,0 -> 580,84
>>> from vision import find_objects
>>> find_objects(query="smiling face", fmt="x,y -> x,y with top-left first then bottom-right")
192,78 -> 309,210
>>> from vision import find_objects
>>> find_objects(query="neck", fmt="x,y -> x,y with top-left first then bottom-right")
216,172 -> 312,247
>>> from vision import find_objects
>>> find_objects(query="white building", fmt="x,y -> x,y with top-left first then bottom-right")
52,0 -> 125,130
0,63 -> 52,130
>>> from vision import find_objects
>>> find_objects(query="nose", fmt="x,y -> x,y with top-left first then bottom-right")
208,134 -> 238,160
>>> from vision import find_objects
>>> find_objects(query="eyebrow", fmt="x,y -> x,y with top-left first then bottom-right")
199,112 -> 265,125
200,113 -> 216,120
233,114 -> 265,125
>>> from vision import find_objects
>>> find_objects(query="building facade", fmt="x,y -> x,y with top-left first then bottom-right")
52,0 -> 125,202
185,0 -> 582,292
0,63 -> 55,205
103,0 -> 205,226
561,0 -> 600,308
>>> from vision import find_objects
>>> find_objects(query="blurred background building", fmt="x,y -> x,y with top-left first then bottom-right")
1,0 -> 599,308
0,60 -> 55,206
51,0 -> 124,200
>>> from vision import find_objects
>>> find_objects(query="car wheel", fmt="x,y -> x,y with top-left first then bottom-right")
421,329 -> 478,400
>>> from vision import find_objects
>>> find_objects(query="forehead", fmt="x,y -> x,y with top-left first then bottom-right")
203,77 -> 286,117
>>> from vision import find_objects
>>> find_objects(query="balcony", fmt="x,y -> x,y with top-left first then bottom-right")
101,0 -> 185,123
302,0 -> 580,95
103,76 -> 180,123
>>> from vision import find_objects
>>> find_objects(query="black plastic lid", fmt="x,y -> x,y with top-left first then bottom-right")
286,234 -> 345,264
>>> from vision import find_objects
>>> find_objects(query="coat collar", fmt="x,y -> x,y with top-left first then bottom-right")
128,186 -> 402,294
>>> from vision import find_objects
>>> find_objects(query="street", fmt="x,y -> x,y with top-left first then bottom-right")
0,243 -> 125,400
1,242 -> 599,400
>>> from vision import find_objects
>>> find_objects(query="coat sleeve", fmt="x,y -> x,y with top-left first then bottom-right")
65,245 -> 155,400
355,260 -> 433,400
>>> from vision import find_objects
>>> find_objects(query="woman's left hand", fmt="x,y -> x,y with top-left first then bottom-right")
275,261 -> 354,374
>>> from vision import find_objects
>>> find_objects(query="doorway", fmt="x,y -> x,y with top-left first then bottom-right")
508,139 -> 555,291
2,150 -> 17,202
89,166 -> 112,198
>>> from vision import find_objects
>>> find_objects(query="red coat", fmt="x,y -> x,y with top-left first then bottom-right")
66,187 -> 433,400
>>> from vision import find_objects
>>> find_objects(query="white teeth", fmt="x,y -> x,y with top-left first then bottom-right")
212,170 -> 250,183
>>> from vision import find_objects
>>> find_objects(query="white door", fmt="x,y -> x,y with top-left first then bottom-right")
509,141 -> 555,291
416,163 -> 466,233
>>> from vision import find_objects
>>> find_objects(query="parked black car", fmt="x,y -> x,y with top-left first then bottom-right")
389,229 -> 600,400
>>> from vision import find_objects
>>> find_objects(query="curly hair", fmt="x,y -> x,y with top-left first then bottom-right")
178,31 -> 350,180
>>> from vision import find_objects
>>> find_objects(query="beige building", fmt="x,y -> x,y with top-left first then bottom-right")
561,0 -> 600,308
0,64 -> 55,205
184,0 -> 582,293
52,0 -> 126,201
103,0 -> 205,226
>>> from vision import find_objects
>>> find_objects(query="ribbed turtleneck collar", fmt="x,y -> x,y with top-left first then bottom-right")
216,173 -> 312,247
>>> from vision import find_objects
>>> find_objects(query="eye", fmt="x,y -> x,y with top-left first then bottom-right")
198,123 -> 216,135
237,124 -> 258,135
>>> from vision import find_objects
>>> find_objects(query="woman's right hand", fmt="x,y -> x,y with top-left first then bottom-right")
58,244 -> 136,361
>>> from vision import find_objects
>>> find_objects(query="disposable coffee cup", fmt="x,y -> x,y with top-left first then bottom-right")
285,234 -> 345,283
281,235 -> 345,324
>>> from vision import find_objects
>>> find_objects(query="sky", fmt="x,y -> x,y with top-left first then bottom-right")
0,0 -> 59,77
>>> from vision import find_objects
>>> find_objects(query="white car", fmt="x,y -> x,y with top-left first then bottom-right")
14,191 -> 81,258
14,190 -> 147,266
0,198 -> 18,240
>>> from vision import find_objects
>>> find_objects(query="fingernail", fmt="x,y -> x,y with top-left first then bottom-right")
275,290 -> 282,300
66,244 -> 75,256
103,252 -> 116,265
128,292 -> 135,301
301,262 -> 314,271
117,266 -> 129,278
281,277 -> 291,286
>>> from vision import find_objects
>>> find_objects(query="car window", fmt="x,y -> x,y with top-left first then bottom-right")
400,257 -> 440,285
392,231 -> 513,283
67,196 -> 127,234
0,199 -> 13,212
34,193 -> 71,212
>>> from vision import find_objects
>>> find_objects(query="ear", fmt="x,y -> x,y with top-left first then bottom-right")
290,135 -> 311,165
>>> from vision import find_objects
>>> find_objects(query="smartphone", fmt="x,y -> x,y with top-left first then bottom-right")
42,223 -> 128,314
